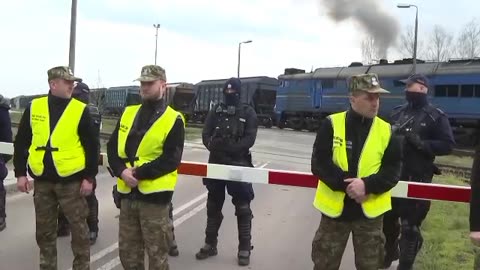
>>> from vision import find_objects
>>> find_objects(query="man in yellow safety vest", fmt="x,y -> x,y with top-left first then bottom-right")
310,73 -> 402,270
14,66 -> 99,270
107,65 -> 185,269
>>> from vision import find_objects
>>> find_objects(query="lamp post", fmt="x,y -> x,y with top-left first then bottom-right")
397,3 -> 418,74
153,24 -> 161,65
69,0 -> 78,73
237,40 -> 252,78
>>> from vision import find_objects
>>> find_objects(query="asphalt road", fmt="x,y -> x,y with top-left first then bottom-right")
0,128 -> 398,269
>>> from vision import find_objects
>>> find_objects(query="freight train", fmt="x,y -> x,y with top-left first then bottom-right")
91,83 -> 195,119
274,58 -> 480,146
9,78 -> 277,128
190,76 -> 278,128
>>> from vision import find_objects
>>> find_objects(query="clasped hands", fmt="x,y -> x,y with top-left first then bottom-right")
344,178 -> 367,204
121,167 -> 138,188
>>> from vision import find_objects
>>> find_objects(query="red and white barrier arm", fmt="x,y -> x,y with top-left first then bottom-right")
1,142 -> 472,203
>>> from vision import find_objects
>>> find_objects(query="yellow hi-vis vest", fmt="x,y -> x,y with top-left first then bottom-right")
28,96 -> 86,177
313,111 -> 392,218
116,105 -> 184,194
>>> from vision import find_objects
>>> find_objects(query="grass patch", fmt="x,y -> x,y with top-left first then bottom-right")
414,174 -> 476,270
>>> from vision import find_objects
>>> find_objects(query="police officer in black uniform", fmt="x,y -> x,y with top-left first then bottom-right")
0,95 -> 12,231
382,74 -> 455,269
57,81 -> 102,245
196,77 -> 258,266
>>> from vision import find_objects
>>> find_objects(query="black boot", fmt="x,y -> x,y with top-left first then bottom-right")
398,222 -> 423,270
89,231 -> 98,245
168,203 -> 179,256
382,239 -> 399,268
196,198 -> 223,260
169,239 -> 179,257
0,217 -> 5,232
236,202 -> 253,266
196,243 -> 218,260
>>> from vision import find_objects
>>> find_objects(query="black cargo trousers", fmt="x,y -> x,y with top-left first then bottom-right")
201,153 -> 255,251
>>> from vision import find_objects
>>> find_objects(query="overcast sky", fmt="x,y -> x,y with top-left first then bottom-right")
0,0 -> 477,97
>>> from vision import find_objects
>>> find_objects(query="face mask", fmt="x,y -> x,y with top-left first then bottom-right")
224,92 -> 240,106
405,91 -> 427,106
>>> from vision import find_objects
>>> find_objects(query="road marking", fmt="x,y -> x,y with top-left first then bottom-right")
96,257 -> 120,270
95,199 -> 208,270
258,162 -> 270,168
172,192 -> 208,218
66,191 -> 208,270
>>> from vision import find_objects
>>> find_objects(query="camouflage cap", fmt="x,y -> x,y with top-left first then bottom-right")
348,73 -> 390,94
134,65 -> 166,82
47,66 -> 82,82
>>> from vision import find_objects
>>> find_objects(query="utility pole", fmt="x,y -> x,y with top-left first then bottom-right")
237,40 -> 252,78
397,3 -> 419,74
69,0 -> 78,73
153,24 -> 161,65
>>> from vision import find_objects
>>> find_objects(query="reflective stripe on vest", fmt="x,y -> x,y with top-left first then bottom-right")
28,96 -> 86,177
313,111 -> 392,218
116,105 -> 184,194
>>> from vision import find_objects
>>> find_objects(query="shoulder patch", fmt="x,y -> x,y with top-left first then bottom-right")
434,107 -> 446,115
423,104 -> 444,121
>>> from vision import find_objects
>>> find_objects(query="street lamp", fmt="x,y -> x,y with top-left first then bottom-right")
69,0 -> 78,73
397,3 -> 418,74
237,40 -> 252,78
153,24 -> 161,65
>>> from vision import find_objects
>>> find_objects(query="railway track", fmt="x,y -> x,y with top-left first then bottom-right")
436,163 -> 471,181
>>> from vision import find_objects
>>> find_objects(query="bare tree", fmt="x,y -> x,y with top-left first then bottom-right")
90,70 -> 106,113
397,25 -> 425,59
427,25 -> 453,61
456,18 -> 480,59
361,36 -> 380,64
90,88 -> 106,114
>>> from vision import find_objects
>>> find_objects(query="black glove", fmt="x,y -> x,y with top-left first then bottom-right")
112,185 -> 121,209
208,137 -> 225,151
405,132 -> 424,150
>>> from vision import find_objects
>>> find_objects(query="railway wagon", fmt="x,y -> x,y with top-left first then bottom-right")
165,82 -> 195,121
191,76 -> 278,128
102,86 -> 141,116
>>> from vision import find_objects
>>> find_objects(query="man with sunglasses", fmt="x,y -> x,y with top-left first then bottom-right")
382,74 -> 455,269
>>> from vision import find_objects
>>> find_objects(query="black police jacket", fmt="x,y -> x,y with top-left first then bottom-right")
390,102 -> 455,182
202,103 -> 258,167
0,96 -> 12,164
87,104 -> 101,154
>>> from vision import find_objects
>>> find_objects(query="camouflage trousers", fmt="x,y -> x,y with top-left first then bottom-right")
311,215 -> 385,270
34,180 -> 90,270
119,199 -> 170,270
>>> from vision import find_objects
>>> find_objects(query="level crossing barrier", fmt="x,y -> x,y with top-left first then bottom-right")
0,142 -> 471,203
